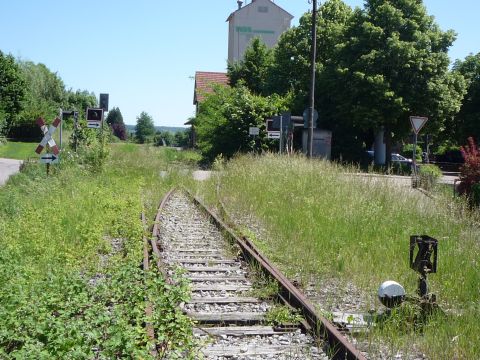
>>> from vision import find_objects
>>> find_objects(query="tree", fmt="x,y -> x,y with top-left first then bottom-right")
196,84 -> 286,162
0,51 -> 25,135
228,37 -> 273,95
135,111 -> 155,143
331,0 -> 465,161
65,89 -> 97,119
10,60 -> 67,140
452,53 -> 480,142
174,130 -> 190,148
106,107 -> 127,140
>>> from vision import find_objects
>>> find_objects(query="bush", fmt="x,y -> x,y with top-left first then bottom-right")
401,144 -> 422,161
418,164 -> 442,191
458,137 -> 480,205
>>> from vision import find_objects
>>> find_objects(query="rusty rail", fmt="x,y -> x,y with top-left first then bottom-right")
141,212 -> 158,358
187,191 -> 366,360
150,188 -> 176,283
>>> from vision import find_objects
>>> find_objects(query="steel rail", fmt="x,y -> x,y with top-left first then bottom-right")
141,212 -> 158,358
150,188 -> 177,283
186,190 -> 366,360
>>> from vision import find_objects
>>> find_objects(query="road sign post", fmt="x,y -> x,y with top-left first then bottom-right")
410,116 -> 428,177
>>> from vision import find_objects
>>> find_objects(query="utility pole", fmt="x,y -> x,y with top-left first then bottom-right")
308,0 -> 318,158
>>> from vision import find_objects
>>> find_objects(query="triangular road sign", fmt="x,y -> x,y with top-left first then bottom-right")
410,116 -> 428,134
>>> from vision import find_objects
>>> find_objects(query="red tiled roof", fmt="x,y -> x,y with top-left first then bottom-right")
193,71 -> 229,104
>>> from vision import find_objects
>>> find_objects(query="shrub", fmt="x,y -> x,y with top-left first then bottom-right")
418,164 -> 442,191
458,137 -> 480,204
401,144 -> 422,161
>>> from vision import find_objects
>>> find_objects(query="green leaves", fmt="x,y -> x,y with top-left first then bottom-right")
135,111 -> 156,144
0,146 -> 196,358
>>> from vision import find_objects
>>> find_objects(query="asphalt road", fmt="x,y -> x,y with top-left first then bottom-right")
0,158 -> 23,186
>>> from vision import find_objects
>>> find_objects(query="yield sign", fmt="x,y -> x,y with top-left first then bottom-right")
410,116 -> 428,135
35,117 -> 60,155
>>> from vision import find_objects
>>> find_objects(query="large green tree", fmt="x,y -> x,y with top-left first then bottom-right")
452,53 -> 480,143
106,107 -> 127,140
0,51 -> 25,135
196,84 -> 286,162
332,0 -> 465,160
228,38 -> 273,96
135,111 -> 155,143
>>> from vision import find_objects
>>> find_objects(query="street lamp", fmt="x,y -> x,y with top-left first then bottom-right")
307,0 -> 318,158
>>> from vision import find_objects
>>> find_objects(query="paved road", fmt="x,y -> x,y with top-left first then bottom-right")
0,158 -> 23,186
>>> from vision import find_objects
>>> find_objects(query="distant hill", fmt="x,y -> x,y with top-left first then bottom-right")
125,125 -> 187,134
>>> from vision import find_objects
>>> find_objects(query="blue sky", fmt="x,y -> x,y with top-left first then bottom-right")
1,0 -> 479,127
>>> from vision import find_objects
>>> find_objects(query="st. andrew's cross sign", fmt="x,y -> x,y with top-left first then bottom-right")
35,117 -> 60,164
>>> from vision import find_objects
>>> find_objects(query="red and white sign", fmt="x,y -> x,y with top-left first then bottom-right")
35,117 -> 60,156
410,116 -> 428,134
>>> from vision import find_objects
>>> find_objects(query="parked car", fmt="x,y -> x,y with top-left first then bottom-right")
366,151 -> 415,170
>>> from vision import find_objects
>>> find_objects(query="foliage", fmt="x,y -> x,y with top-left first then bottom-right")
458,137 -> 480,201
0,144 -> 198,358
0,51 -> 25,135
265,306 -> 302,325
106,107 -> 127,140
334,0 -> 465,153
135,111 -> 155,144
228,37 -> 273,95
64,89 -> 97,124
418,164 -> 442,191
264,0 -> 466,161
69,122 -> 111,172
195,153 -> 480,358
401,144 -> 422,161
452,53 -> 480,142
195,84 -> 287,162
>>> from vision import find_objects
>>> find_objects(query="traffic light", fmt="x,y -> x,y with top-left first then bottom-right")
99,93 -> 109,112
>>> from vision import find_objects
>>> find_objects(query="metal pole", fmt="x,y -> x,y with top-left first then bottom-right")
279,115 -> 283,154
413,132 -> 418,176
308,0 -> 318,158
59,108 -> 63,151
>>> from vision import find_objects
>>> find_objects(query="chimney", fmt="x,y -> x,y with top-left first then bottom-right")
237,0 -> 243,9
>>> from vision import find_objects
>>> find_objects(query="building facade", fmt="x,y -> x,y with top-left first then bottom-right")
227,0 -> 293,63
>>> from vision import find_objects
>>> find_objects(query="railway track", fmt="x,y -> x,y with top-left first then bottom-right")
145,189 -> 365,359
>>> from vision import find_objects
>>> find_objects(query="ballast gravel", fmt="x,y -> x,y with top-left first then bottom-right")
158,192 -> 329,360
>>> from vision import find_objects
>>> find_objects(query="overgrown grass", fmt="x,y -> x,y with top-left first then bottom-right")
0,143 -> 200,358
0,141 -> 36,159
194,153 -> 480,359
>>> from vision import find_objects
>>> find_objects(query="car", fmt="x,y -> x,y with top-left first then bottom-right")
367,151 -> 415,169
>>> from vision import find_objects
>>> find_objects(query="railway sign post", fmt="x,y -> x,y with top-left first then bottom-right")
35,117 -> 61,174
86,108 -> 104,129
410,116 -> 428,176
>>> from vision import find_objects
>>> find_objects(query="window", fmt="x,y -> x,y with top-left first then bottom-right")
258,6 -> 268,13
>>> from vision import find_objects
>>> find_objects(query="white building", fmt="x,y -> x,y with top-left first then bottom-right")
227,0 -> 293,63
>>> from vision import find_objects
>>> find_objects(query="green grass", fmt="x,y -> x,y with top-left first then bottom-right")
0,143 -> 200,358
193,153 -> 480,359
0,141 -> 37,159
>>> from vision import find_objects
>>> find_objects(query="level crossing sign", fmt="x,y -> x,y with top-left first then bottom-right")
35,117 -> 60,164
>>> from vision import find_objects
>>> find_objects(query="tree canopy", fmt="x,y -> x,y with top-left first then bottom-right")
106,107 -> 127,140
135,111 -> 155,143
228,38 -> 273,95
195,84 -> 286,162
453,53 -> 480,143
0,51 -> 25,134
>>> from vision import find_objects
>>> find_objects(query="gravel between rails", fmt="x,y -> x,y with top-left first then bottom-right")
157,192 -> 329,360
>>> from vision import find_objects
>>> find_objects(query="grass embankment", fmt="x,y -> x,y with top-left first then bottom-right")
0,144 -> 199,359
194,153 -> 479,359
0,141 -> 36,160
